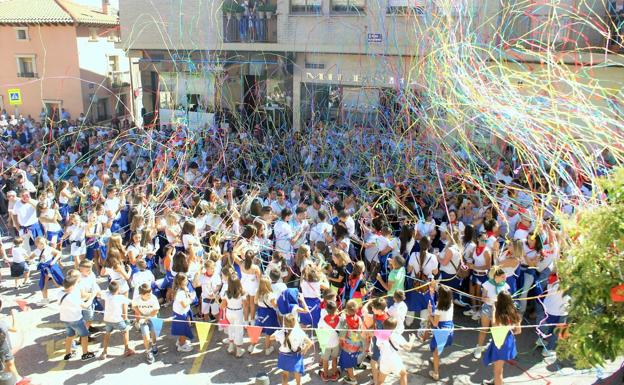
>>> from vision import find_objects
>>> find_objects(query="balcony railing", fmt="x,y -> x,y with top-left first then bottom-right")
223,13 -> 277,43
17,72 -> 37,78
608,10 -> 624,52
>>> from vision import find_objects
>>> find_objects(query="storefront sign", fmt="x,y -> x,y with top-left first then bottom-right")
367,33 -> 382,43
305,71 -> 419,86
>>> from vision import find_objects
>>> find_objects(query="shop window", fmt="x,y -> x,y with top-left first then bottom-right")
291,0 -> 322,13
331,0 -> 365,13
387,0 -> 424,15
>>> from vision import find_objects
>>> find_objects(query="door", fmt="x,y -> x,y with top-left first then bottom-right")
44,101 -> 61,122
97,98 -> 109,121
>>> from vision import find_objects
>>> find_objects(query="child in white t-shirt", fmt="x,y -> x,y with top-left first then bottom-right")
198,259 -> 221,322
9,237 -> 30,287
272,313 -> 313,385
376,317 -> 415,385
131,259 -> 155,300
387,290 -> 408,334
317,300 -> 340,381
132,283 -> 161,364
77,260 -> 101,329
100,280 -> 134,359
58,270 -> 96,362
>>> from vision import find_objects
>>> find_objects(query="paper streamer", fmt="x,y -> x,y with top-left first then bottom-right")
196,322 -> 212,349
150,317 -> 164,338
246,325 -> 262,344
373,329 -> 392,341
432,328 -> 452,354
491,325 -> 512,349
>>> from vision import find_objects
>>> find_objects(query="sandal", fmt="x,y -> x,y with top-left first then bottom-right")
99,353 -> 108,360
124,348 -> 135,357
429,370 -> 439,381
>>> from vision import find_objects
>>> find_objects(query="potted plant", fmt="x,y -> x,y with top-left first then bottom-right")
222,1 -> 244,19
260,3 -> 276,18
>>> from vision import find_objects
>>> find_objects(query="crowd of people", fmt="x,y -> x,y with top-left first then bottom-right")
0,109 -> 588,385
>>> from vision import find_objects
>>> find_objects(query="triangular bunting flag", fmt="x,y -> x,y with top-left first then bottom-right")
374,329 -> 392,341
491,326 -> 512,349
432,329 -> 452,355
246,325 -> 262,344
15,300 -> 28,312
196,322 -> 212,349
315,328 -> 330,353
150,317 -> 164,338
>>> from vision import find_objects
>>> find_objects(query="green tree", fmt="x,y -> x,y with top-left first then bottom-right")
558,168 -> 624,368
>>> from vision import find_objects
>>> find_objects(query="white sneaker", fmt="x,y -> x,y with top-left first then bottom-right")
264,346 -> 274,356
227,342 -> 235,354
454,299 -> 470,308
38,298 -> 50,306
247,344 -> 255,353
471,311 -> 482,320
463,309 -> 475,316
473,346 -> 483,359
179,342 -> 193,352
236,348 -> 245,358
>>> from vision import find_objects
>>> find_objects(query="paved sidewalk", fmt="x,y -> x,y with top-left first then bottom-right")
1,255 -> 622,385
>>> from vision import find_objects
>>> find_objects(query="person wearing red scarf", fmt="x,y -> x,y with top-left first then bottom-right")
317,301 -> 341,381
338,300 -> 364,385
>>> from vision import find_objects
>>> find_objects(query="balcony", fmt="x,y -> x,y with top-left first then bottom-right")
109,70 -> 130,89
17,72 -> 37,78
222,2 -> 277,43
608,9 -> 624,52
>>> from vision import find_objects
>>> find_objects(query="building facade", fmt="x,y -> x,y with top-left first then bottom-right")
0,0 -> 130,123
118,0 -> 623,131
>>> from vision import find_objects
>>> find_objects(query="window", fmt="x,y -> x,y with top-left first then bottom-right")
89,28 -> 99,41
331,0 -> 364,13
15,27 -> 28,40
115,94 -> 127,116
16,55 -> 36,78
107,30 -> 119,42
97,98 -> 109,121
108,55 -> 119,72
387,0 -> 424,15
291,0 -> 322,13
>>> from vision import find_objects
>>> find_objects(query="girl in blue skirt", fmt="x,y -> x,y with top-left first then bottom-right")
482,291 -> 521,385
253,276 -> 280,355
428,286 -> 454,381
171,274 -> 196,352
272,313 -> 313,385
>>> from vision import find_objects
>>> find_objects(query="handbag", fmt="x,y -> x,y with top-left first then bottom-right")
450,258 -> 470,279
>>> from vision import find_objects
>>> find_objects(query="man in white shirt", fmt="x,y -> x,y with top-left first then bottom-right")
309,210 -> 333,246
289,206 -> 309,251
270,189 -> 290,216
13,189 -> 40,249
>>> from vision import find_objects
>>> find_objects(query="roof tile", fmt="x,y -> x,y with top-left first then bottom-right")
0,0 -> 118,26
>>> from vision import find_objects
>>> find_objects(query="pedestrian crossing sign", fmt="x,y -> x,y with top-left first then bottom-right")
8,88 -> 22,105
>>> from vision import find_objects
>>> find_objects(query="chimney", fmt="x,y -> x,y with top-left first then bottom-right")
102,0 -> 109,15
